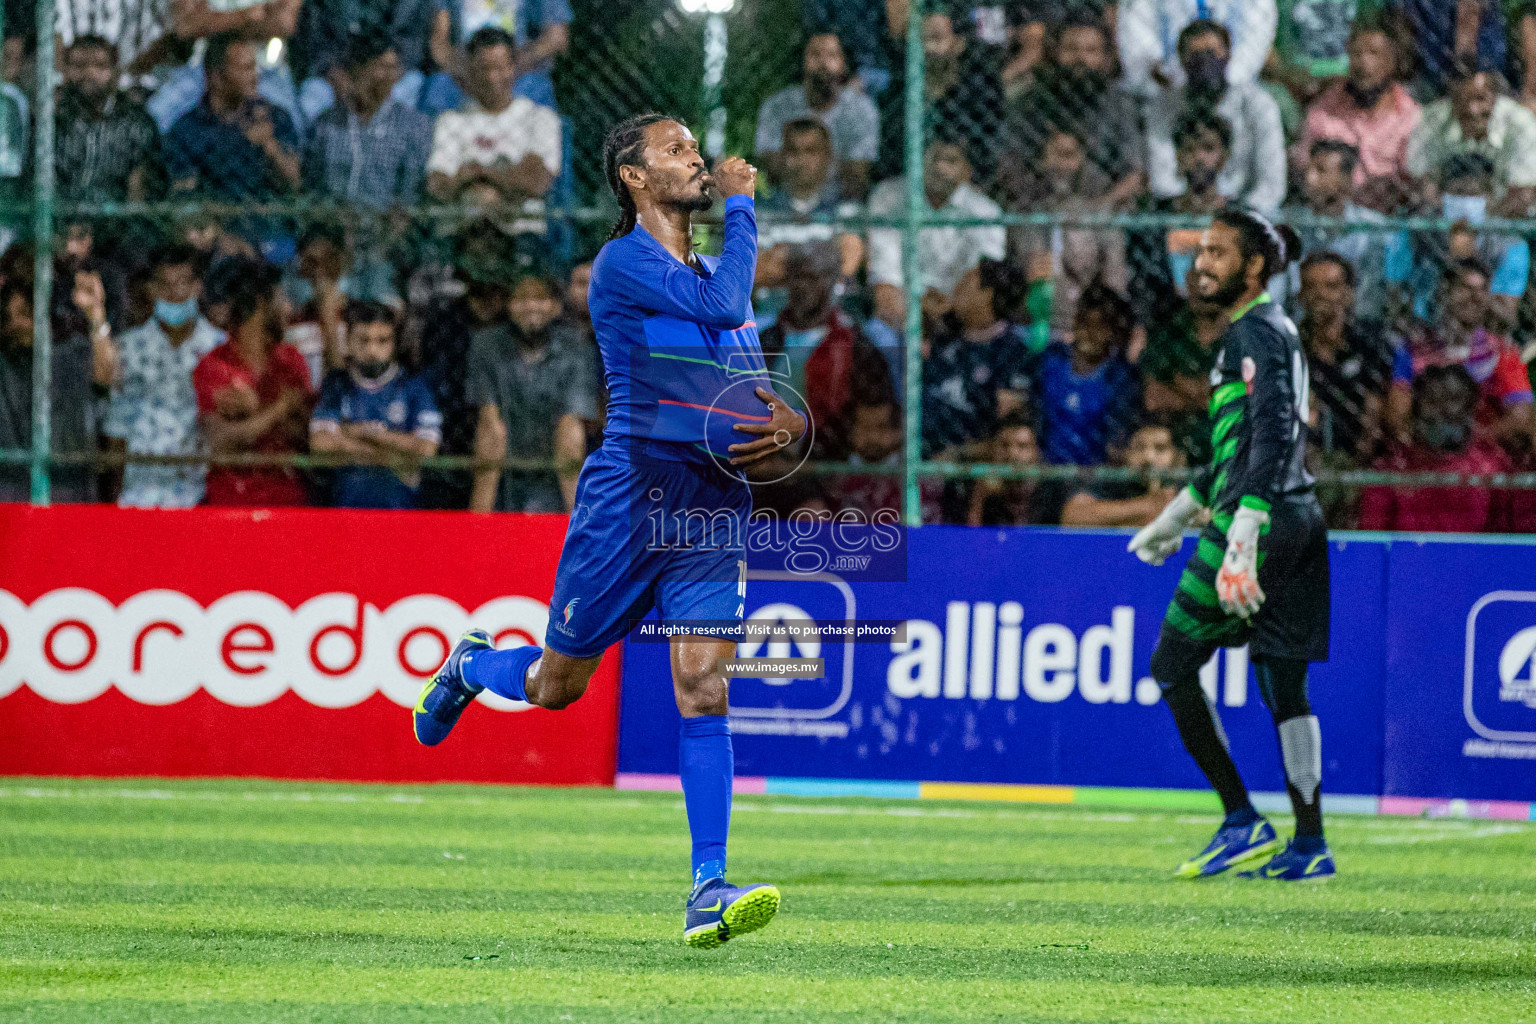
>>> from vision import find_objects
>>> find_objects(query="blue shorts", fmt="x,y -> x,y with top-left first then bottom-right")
544,443 -> 752,658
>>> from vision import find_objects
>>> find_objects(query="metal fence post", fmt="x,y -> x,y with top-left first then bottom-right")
30,0 -> 56,506
901,0 -> 925,527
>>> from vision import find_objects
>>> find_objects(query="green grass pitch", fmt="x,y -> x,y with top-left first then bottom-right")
2,777 -> 1534,1023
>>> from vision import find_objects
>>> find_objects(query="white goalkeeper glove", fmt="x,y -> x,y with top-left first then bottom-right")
1216,503 -> 1269,619
1128,486 -> 1204,566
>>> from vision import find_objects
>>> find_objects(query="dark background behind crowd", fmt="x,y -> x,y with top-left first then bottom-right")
3,0 -> 1536,534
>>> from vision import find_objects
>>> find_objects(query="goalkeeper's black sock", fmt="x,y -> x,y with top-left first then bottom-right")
1164,685 -> 1253,817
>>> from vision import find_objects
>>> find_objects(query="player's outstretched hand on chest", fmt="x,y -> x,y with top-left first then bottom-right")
728,386 -> 806,466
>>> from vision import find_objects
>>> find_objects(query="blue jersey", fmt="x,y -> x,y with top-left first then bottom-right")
588,195 -> 770,461
1032,343 -> 1140,466
311,366 -> 442,509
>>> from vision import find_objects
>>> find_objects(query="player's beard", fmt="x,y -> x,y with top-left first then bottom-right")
1200,265 -> 1248,309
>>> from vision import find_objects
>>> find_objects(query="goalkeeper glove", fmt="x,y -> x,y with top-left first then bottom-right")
1127,486 -> 1204,566
1216,503 -> 1269,619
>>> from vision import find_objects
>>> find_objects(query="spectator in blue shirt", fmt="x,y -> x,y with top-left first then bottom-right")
164,33 -> 301,201
425,0 -> 573,115
309,301 -> 442,509
1032,283 -> 1141,465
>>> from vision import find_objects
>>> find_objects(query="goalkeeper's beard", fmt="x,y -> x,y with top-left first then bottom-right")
1200,267 -> 1249,310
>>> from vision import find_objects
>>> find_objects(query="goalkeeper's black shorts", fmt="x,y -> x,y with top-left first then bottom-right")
1154,494 -> 1331,666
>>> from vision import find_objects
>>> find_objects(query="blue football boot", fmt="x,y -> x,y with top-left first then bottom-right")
412,629 -> 493,746
1239,839 -> 1337,881
1174,815 -> 1281,878
683,877 -> 782,949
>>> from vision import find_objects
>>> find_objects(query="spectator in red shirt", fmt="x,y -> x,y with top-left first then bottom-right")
193,259 -> 314,506
1388,258 -> 1534,455
1360,364 -> 1515,533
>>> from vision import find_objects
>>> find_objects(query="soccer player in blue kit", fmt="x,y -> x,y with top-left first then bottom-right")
412,114 -> 807,948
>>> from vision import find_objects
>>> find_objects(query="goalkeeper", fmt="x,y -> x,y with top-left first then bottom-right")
1129,208 -> 1335,882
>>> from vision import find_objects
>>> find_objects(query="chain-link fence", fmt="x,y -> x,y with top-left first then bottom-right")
5,0 -> 1536,533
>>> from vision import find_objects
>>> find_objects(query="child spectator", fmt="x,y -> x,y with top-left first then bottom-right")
467,273 -> 598,513
193,259 -> 313,506
1360,364 -> 1516,532
309,302 -> 441,509
105,244 -> 224,508
1032,284 -> 1141,466
1059,418 -> 1185,527
1388,258 -> 1533,453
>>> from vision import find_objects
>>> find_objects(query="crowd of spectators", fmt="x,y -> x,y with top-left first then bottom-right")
1,0 -> 1535,533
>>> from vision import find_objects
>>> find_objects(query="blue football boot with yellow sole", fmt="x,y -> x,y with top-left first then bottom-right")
1174,816 -> 1281,878
412,629 -> 493,746
1239,839 -> 1337,881
683,877 -> 782,949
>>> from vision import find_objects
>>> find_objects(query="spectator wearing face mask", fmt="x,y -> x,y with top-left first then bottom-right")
1299,19 -> 1421,210
467,273 -> 598,514
1118,0 -> 1277,97
1359,364 -> 1517,532
1407,58 -> 1536,218
1144,19 -> 1287,214
309,301 -> 441,509
1060,418 -> 1186,527
105,244 -> 224,508
1395,153 -> 1531,333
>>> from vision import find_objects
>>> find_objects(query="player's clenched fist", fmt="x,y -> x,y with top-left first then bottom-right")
711,156 -> 757,200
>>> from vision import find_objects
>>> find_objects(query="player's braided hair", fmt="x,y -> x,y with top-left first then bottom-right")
603,113 -> 680,242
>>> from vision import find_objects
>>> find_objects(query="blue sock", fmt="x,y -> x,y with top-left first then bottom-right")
679,715 -> 732,887
1222,806 -> 1261,829
461,645 -> 541,702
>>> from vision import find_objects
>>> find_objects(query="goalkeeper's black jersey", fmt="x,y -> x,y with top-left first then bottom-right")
1191,294 -> 1314,521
